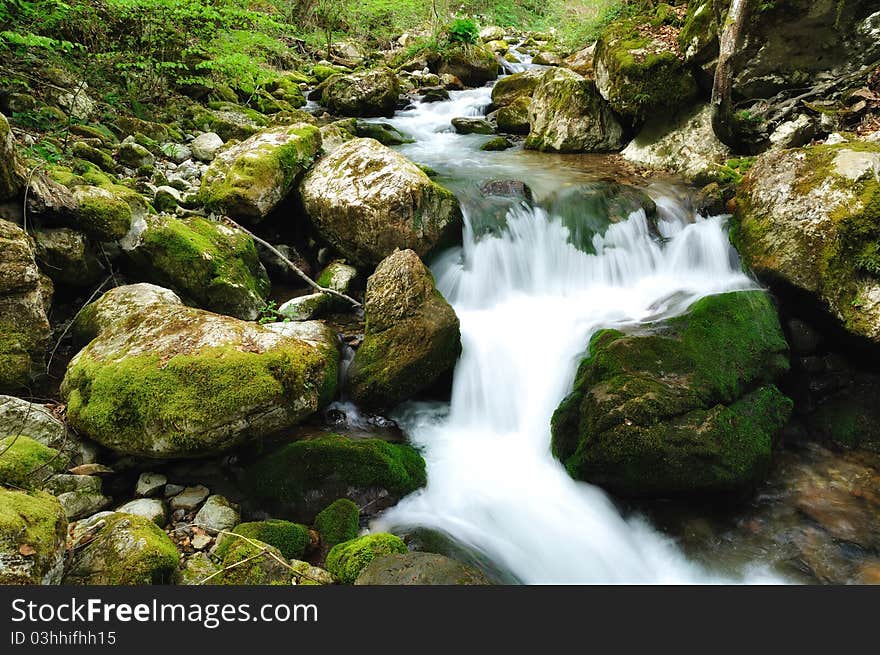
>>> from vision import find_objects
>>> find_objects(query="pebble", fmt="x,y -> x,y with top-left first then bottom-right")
191,534 -> 213,550
136,472 -> 167,497
193,495 -> 240,535
164,483 -> 185,497
116,498 -> 168,526
170,485 -> 211,511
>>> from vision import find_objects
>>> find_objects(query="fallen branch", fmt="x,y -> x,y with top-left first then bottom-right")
220,216 -> 362,309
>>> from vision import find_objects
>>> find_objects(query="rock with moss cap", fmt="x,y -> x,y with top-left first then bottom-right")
355,552 -> 491,585
131,215 -> 270,320
187,103 -> 269,141
0,112 -> 24,200
0,436 -> 67,488
61,284 -> 339,458
593,17 -> 697,124
551,290 -> 793,497
0,219 -> 51,393
243,434 -> 426,521
322,68 -> 400,118
325,533 -> 407,584
64,512 -> 179,585
314,498 -> 359,548
232,520 -> 311,560
428,45 -> 499,87
0,488 -> 67,584
199,123 -> 321,223
348,249 -> 460,409
210,534 -> 291,585
525,68 -> 623,153
732,143 -> 880,345
301,138 -> 462,268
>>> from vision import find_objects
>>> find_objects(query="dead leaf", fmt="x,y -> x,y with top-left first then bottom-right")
68,463 -> 114,476
19,544 -> 36,557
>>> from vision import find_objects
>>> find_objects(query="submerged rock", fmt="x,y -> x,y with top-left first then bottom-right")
525,68 -> 623,153
0,488 -> 67,585
355,552 -> 491,585
243,434 -> 426,521
132,215 -> 270,320
199,123 -> 321,222
348,249 -> 461,409
300,138 -> 462,268
61,284 -> 339,458
552,291 -> 792,497
732,143 -> 880,344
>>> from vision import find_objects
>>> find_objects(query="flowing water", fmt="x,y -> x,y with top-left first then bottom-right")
362,63 -> 786,583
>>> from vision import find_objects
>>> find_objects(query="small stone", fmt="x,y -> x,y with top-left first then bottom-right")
116,498 -> 167,526
137,472 -> 167,497
278,293 -> 328,321
164,483 -> 185,497
451,117 -> 495,135
154,186 -> 182,212
117,142 -> 155,170
170,485 -> 210,511
160,142 -> 192,164
191,132 -> 224,162
193,495 -> 240,535
191,534 -> 213,550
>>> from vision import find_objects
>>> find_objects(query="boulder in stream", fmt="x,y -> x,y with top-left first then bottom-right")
322,68 -> 400,118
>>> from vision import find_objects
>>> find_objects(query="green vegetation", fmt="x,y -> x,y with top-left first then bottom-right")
0,435 -> 66,488
0,488 -> 66,584
315,498 -> 360,547
233,520 -> 311,560
325,533 -> 407,584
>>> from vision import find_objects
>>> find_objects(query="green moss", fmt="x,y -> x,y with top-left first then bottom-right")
678,0 -> 718,57
0,488 -> 66,584
325,533 -> 407,584
552,290 -> 792,496
314,499 -> 360,548
211,536 -> 290,585
62,341 -> 329,458
0,321 -> 35,393
74,186 -> 133,241
71,142 -> 115,172
243,435 -> 426,509
139,215 -> 269,318
0,436 -> 66,488
232,520 -> 311,560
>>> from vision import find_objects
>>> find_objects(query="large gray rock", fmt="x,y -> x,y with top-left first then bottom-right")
322,68 -> 400,117
0,488 -> 67,585
45,474 -> 110,520
0,395 -> 65,446
0,220 -> 51,392
525,68 -> 623,153
301,138 -> 462,268
355,552 -> 491,585
61,284 -> 340,458
348,249 -> 461,409
732,142 -> 880,345
199,123 -> 321,222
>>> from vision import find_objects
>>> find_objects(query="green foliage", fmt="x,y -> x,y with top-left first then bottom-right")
325,533 -> 407,584
233,520 -> 311,560
447,17 -> 478,44
314,498 -> 360,548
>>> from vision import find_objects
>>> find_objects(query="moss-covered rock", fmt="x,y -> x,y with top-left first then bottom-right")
678,0 -> 718,64
0,436 -> 66,488
116,141 -> 155,170
355,552 -> 491,585
243,434 -> 426,521
325,533 -> 407,584
64,512 -> 179,585
0,220 -> 51,393
314,498 -> 359,548
348,249 -> 460,409
0,488 -> 67,584
199,123 -> 320,223
187,103 -> 268,141
594,17 -> 698,123
61,284 -> 339,458
428,44 -> 500,87
551,290 -> 793,497
491,70 -> 544,109
71,142 -> 116,172
732,143 -> 880,344
300,138 -> 462,268
232,520 -> 311,560
0,112 -> 23,200
211,534 -> 291,585
322,68 -> 400,118
525,68 -> 623,153
495,97 -> 531,135
133,215 -> 270,320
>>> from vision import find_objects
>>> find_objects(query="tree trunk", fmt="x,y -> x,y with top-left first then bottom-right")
711,0 -> 750,148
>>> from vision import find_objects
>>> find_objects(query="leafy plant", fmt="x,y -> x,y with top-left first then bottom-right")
447,17 -> 478,44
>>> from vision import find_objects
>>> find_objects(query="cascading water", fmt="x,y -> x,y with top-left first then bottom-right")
365,64 -> 785,583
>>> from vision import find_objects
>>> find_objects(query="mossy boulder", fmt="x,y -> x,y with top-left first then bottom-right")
199,123 -> 321,223
678,0 -> 718,64
300,138 -> 463,268
0,112 -> 24,200
33,227 -> 104,288
495,97 -> 531,135
492,70 -> 544,109
525,68 -> 624,153
70,181 -> 148,244
0,436 -> 66,488
61,284 -> 340,458
210,535 -> 291,585
232,520 -> 311,560
64,512 -> 179,585
355,552 -> 491,585
0,488 -> 67,584
551,290 -> 793,497
322,68 -> 400,118
133,215 -> 270,320
72,142 -> 115,172
116,141 -> 155,170
0,220 -> 51,393
732,143 -> 880,344
243,434 -> 426,521
428,45 -> 500,87
188,103 -> 268,141
594,17 -> 698,124
315,498 -> 360,548
325,533 -> 407,584
348,249 -> 461,409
